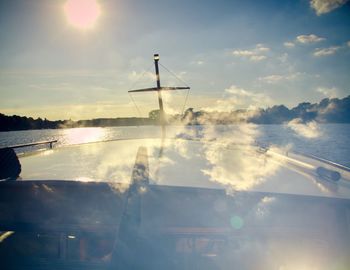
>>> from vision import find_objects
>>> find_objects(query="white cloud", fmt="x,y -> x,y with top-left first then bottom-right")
232,44 -> 270,62
284,42 -> 295,48
318,100 -> 338,115
258,73 -> 301,84
347,41 -> 350,47
225,85 -> 271,105
310,0 -> 349,15
277,53 -> 289,64
313,46 -> 341,56
201,85 -> 272,113
256,44 -> 270,52
201,125 -> 282,191
278,53 -> 289,63
259,75 -> 285,84
316,86 -> 338,98
190,60 -> 204,65
286,118 -> 322,139
250,55 -> 267,62
232,50 -> 255,57
296,34 -> 325,44
128,70 -> 155,82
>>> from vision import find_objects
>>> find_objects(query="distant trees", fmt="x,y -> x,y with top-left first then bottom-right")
0,113 -> 64,131
0,114 -> 154,131
181,108 -> 201,125
148,109 -> 160,121
182,96 -> 350,125
1,95 -> 349,131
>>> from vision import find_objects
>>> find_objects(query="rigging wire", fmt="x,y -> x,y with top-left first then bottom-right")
181,88 -> 190,115
159,62 -> 191,116
128,63 -> 154,119
159,63 -> 190,87
128,63 -> 154,91
128,61 -> 191,119
128,92 -> 143,118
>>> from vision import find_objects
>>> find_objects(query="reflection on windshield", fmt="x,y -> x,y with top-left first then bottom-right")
200,124 -> 283,191
3,108 -> 350,270
17,126 -> 350,199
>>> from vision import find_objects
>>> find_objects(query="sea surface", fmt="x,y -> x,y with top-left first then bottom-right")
0,124 -> 349,167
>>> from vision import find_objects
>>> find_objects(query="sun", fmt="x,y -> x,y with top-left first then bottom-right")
64,0 -> 101,30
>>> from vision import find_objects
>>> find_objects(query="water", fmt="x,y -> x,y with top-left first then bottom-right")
257,124 -> 350,167
0,124 -> 349,167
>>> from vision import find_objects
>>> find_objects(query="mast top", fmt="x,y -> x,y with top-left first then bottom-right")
128,54 -> 190,129
128,54 -> 190,93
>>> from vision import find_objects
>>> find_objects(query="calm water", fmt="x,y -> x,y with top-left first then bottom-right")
0,124 -> 349,167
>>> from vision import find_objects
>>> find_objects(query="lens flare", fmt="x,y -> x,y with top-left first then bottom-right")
230,215 -> 244,230
64,0 -> 101,30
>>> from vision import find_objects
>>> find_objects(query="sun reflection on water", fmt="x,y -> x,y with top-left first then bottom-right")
64,127 -> 107,145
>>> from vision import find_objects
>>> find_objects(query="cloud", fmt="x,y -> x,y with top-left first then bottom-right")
286,118 -> 322,139
158,125 -> 287,193
317,100 -> 338,115
296,34 -> 325,44
200,125 -> 284,192
278,53 -> 289,63
128,70 -> 156,82
255,44 -> 270,52
284,42 -> 295,48
259,75 -> 285,84
203,85 -> 272,112
232,50 -> 255,57
191,60 -> 204,65
347,41 -> 350,47
258,73 -> 301,84
310,0 -> 349,15
316,86 -> 338,98
313,46 -> 341,56
249,55 -> 267,62
232,44 -> 270,62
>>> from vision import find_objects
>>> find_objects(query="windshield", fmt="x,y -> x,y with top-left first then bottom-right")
0,0 -> 350,269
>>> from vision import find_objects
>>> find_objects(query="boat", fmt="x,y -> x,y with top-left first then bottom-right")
0,54 -> 350,270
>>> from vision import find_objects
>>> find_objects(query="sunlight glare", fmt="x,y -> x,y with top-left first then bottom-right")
65,127 -> 106,144
64,0 -> 101,30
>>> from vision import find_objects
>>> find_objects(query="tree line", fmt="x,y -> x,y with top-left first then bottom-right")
1,95 -> 349,131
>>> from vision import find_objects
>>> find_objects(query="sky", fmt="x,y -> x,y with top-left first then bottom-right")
0,0 -> 349,120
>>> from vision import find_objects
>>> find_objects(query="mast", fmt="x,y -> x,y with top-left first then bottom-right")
128,54 -> 190,132
153,54 -> 165,128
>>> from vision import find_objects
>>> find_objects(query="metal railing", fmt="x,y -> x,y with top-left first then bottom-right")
0,140 -> 58,150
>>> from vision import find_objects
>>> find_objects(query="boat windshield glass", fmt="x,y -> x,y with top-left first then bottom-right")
14,125 -> 350,199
